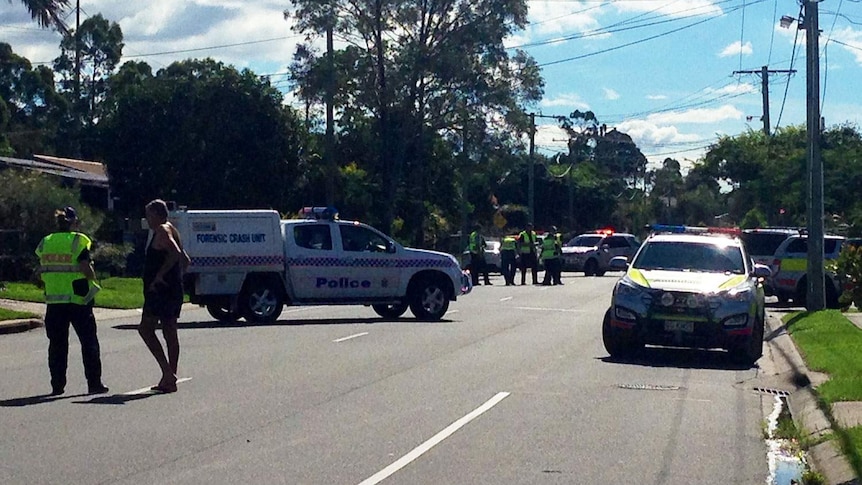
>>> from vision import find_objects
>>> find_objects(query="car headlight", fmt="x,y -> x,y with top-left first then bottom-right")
718,286 -> 752,302
615,278 -> 645,298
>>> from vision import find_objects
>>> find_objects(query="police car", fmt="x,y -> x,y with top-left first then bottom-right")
769,234 -> 845,308
170,206 -> 472,323
560,229 -> 640,276
602,225 -> 771,365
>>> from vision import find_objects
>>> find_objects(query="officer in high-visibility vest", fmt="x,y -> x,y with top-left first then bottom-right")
468,224 -> 492,286
500,234 -> 518,286
540,226 -> 564,286
517,223 -> 539,285
34,206 -> 108,396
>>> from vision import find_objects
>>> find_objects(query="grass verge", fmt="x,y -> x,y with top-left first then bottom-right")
783,310 -> 862,479
0,307 -> 37,321
1,279 -> 145,309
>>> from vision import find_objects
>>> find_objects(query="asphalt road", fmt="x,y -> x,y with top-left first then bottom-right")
0,273 -> 772,485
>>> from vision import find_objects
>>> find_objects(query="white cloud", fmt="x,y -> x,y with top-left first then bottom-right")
613,0 -> 723,18
707,83 -> 756,95
646,105 -> 744,125
647,94 -> 668,100
526,1 -> 603,37
541,93 -> 590,110
830,27 -> 862,65
719,41 -> 753,58
603,88 -> 620,100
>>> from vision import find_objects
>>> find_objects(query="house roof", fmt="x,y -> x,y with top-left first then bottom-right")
0,155 -> 109,187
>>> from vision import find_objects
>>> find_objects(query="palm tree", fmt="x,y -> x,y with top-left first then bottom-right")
10,0 -> 71,33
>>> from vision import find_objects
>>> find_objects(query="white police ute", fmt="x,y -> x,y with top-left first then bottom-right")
169,206 -> 472,323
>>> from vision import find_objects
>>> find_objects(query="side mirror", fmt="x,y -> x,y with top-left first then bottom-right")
753,264 -> 771,279
609,256 -> 629,271
387,241 -> 397,253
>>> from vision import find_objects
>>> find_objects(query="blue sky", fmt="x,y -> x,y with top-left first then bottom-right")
4,0 -> 862,170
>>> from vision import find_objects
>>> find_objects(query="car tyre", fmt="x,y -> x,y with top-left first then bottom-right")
206,303 -> 238,322
729,314 -> 764,366
602,309 -> 641,358
241,279 -> 284,323
372,302 -> 409,319
409,278 -> 449,321
584,259 -> 598,277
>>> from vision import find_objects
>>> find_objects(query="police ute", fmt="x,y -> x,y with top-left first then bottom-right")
169,206 -> 472,322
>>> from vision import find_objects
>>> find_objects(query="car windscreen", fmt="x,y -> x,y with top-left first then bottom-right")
632,241 -> 746,274
741,232 -> 790,256
565,235 -> 603,247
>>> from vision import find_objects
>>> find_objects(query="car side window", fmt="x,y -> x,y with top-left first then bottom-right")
294,224 -> 333,250
824,239 -> 839,254
339,224 -> 390,253
607,236 -> 628,248
785,238 -> 807,253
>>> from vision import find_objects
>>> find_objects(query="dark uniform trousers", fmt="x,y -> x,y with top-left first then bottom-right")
45,303 -> 102,390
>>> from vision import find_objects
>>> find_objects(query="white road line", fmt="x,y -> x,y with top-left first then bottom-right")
499,297 -> 513,302
124,377 -> 193,395
513,306 -> 584,313
284,306 -> 323,314
445,309 -> 459,315
333,332 -> 369,343
357,392 -> 510,485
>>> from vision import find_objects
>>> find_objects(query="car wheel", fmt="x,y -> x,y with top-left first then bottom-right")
825,278 -> 841,309
595,268 -> 606,277
206,303 -> 238,322
729,314 -> 764,366
372,302 -> 408,319
602,309 -> 641,358
584,259 -> 598,277
241,279 -> 284,323
409,278 -> 450,321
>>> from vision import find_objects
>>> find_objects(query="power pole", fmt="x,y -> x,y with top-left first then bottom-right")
733,66 -> 795,136
805,0 -> 825,310
324,19 -> 336,207
528,112 -> 535,224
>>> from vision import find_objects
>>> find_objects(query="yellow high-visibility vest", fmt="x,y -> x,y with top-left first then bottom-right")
541,236 -> 558,260
35,232 -> 98,305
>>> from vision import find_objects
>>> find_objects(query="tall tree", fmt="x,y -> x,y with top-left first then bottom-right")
100,59 -> 308,216
9,0 -> 70,32
287,0 -> 543,243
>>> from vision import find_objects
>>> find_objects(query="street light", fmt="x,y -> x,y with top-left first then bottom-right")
779,15 -> 798,29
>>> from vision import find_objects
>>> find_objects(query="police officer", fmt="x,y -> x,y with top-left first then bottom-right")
517,223 -> 539,285
541,226 -> 564,286
500,234 -> 518,286
468,224 -> 492,286
34,207 -> 108,396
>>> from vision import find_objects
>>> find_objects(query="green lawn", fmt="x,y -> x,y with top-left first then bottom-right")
783,310 -> 862,479
0,307 -> 37,321
1,279 -> 145,309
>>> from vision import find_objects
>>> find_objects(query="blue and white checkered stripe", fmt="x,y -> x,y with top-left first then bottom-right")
287,257 -> 454,268
191,255 -> 285,267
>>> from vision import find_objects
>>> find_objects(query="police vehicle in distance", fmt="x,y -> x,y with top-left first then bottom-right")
740,227 -> 801,297
769,233 -> 845,308
560,229 -> 640,276
168,206 -> 472,323
603,225 -> 771,365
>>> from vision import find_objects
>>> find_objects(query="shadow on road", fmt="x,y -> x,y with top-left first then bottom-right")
599,346 -> 757,371
1,392 -> 92,407
112,316 -> 454,331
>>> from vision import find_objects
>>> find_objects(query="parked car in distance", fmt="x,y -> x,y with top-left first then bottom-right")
560,230 -> 640,276
460,238 -> 501,273
741,228 -> 800,297
769,234 -> 845,308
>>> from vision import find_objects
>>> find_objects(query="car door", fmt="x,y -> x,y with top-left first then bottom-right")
288,223 -> 339,300
601,236 -> 634,267
336,223 -> 402,298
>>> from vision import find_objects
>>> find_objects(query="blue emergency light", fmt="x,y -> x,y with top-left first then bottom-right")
300,206 -> 339,220
648,224 -> 740,236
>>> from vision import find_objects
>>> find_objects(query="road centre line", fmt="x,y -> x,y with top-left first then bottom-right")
124,377 -> 193,395
513,306 -> 584,313
357,391 -> 510,485
499,296 -> 513,302
333,332 -> 369,343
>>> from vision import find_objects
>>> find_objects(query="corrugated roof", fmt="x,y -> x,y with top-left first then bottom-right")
32,154 -> 107,177
0,156 -> 109,187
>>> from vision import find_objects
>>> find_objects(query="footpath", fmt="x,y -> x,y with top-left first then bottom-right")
2,298 -> 861,484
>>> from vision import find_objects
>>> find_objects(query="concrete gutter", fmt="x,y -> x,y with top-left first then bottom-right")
765,310 -> 861,485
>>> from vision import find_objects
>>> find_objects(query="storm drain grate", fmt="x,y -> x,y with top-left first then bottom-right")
617,383 -> 681,391
753,387 -> 790,397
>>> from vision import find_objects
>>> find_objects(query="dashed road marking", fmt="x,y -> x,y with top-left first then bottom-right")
333,332 -> 369,343
500,297 -> 513,302
357,391 -> 510,485
513,306 -> 584,313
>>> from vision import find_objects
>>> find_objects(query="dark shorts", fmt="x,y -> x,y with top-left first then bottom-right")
142,290 -> 183,320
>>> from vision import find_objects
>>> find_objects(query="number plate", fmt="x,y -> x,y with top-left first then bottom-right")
664,320 -> 694,332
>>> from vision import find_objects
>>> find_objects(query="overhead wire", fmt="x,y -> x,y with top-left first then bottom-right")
774,3 -> 804,132
821,0 -> 846,112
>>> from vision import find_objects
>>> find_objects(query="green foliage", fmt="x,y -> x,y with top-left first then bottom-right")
90,242 -> 134,277
0,307 -> 37,321
740,208 -> 767,229
827,244 -> 862,310
801,469 -> 826,485
2,278 -> 146,309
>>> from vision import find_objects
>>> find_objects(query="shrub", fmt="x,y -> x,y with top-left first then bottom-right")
91,242 -> 134,277
827,244 -> 862,310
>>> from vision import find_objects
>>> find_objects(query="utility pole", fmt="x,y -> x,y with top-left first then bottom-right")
733,66 -> 795,136
528,113 -> 535,224
324,18 -> 336,207
805,0 -> 825,310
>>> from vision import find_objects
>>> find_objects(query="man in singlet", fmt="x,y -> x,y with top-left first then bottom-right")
139,199 -> 188,393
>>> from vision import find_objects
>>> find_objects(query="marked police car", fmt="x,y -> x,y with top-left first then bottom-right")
170,207 -> 472,323
769,233 -> 845,308
602,225 -> 771,365
560,229 -> 640,276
